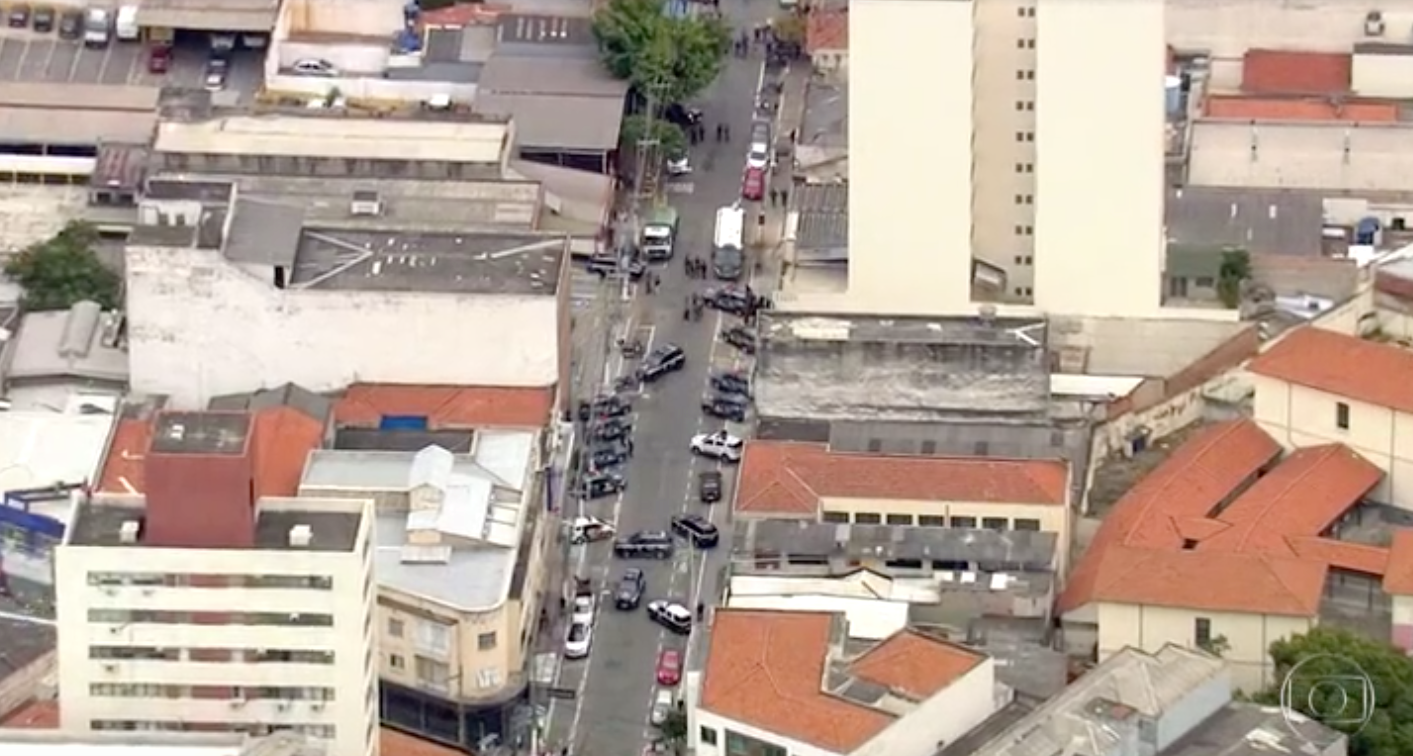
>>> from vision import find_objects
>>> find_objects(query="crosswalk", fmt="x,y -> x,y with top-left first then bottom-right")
664,182 -> 696,195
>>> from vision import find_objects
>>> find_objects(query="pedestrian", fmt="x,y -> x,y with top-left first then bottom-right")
683,306 -> 691,321
626,437 -> 635,455
780,187 -> 790,206
769,188 -> 778,207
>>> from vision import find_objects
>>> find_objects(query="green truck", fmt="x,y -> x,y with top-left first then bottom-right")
641,206 -> 680,261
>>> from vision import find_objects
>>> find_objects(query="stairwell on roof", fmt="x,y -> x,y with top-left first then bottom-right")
402,446 -> 496,560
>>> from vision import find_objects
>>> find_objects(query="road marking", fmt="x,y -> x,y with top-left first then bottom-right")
664,182 -> 695,195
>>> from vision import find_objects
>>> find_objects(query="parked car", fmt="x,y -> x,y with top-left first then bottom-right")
698,470 -> 723,504
581,471 -> 627,499
56,8 -> 80,38
690,430 -> 743,463
31,6 -> 53,32
646,600 -> 692,635
587,442 -> 630,471
701,394 -> 747,422
148,43 -> 173,74
291,57 -> 338,76
746,119 -> 772,170
591,417 -> 633,442
569,515 -> 615,545
705,286 -> 753,314
639,344 -> 686,382
650,688 -> 676,726
722,325 -> 757,355
671,514 -> 720,548
663,102 -> 702,129
564,621 -> 592,659
741,166 -> 765,201
615,568 -> 646,609
571,590 -> 595,625
9,4 -> 30,28
614,531 -> 675,559
656,649 -> 683,686
203,57 -> 229,91
579,394 -> 632,421
710,370 -> 751,397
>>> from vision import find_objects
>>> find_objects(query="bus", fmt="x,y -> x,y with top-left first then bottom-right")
712,204 -> 745,281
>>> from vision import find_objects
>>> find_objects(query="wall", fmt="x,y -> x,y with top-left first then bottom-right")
724,594 -> 910,641
1089,371 -> 1249,486
0,650 -> 56,721
847,0 -> 973,315
125,245 -> 560,408
694,710 -> 838,756
1096,602 -> 1311,693
378,588 -> 519,703
54,522 -> 375,756
1253,375 -> 1413,510
1354,51 -> 1413,98
264,74 -> 478,105
1392,595 -> 1413,650
853,658 -> 997,756
276,41 -> 391,75
1166,0 -> 1399,58
1189,122 -> 1413,192
1033,0 -> 1164,317
281,0 -> 403,38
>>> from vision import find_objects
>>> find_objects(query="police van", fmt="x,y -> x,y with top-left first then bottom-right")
712,204 -> 745,280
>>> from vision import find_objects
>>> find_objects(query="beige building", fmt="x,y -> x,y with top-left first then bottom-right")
734,441 -> 1073,572
56,411 -> 378,756
794,0 -> 1163,317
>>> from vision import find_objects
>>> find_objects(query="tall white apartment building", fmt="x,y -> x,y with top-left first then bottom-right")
54,411 -> 378,756
841,0 -> 1166,318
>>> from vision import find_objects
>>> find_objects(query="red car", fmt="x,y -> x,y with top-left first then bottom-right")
741,166 -> 765,202
148,44 -> 173,74
656,649 -> 682,686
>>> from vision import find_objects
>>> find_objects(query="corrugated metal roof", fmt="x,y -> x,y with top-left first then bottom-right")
478,54 -> 628,97
476,92 -> 622,151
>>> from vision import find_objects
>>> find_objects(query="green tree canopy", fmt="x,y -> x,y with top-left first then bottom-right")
620,113 -> 687,158
4,222 -> 120,312
593,0 -> 729,104
1253,627 -> 1413,756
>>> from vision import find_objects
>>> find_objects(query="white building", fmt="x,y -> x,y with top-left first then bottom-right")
124,179 -> 569,408
54,411 -> 378,756
800,0 -> 1164,317
687,610 -> 1001,756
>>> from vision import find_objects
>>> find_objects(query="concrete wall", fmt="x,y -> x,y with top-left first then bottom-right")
853,659 -> 997,756
277,41 -> 391,74
848,0 -> 973,315
264,73 -> 477,105
0,650 -> 55,722
281,0 -> 403,37
125,245 -> 560,408
1033,0 -> 1164,317
1189,122 -> 1413,192
1166,0 -> 1409,58
1354,51 -> 1413,98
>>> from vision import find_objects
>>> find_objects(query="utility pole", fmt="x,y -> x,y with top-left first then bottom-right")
633,77 -> 669,205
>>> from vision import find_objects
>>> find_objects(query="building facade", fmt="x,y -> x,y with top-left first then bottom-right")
54,411 -> 377,756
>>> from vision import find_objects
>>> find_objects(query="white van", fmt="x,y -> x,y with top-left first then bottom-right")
115,5 -> 139,41
712,205 -> 745,281
83,8 -> 111,47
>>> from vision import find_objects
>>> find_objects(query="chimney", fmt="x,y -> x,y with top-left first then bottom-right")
143,411 -> 258,549
118,520 -> 141,544
288,524 -> 313,548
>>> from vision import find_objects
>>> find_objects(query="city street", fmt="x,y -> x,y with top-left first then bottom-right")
543,6 -> 784,755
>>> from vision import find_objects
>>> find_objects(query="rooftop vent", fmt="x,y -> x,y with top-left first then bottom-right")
288,524 -> 313,548
1365,10 -> 1384,36
118,520 -> 141,544
351,190 -> 383,217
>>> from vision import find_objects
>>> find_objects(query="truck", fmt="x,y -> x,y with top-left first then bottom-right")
82,8 -> 110,48
640,205 -> 679,261
115,5 -> 139,41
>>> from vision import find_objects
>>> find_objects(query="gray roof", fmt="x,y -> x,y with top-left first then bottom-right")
289,229 -> 565,295
732,520 -> 1057,571
794,183 -> 848,259
134,0 -> 279,31
69,501 -> 363,551
224,198 -> 305,267
1163,702 -> 1345,756
207,383 -> 333,423
333,428 -> 475,453
1166,187 -> 1323,257
6,302 -> 128,385
478,92 -> 623,151
478,55 -> 629,98
802,78 -> 848,149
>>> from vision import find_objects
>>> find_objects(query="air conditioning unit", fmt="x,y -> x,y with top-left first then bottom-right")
1366,9 -> 1385,36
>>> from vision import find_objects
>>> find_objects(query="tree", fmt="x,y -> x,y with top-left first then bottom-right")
1252,627 -> 1413,756
620,114 -> 687,158
593,0 -> 730,104
1198,634 -> 1230,658
1216,247 -> 1250,309
659,708 -> 688,750
4,222 -> 120,312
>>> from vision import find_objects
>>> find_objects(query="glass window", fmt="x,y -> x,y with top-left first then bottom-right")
950,516 -> 977,529
725,730 -> 786,756
478,632 -> 497,651
1014,518 -> 1042,531
885,514 -> 914,525
982,517 -> 1009,531
918,515 -> 946,527
700,727 -> 718,746
822,511 -> 849,523
387,618 -> 404,637
853,512 -> 882,524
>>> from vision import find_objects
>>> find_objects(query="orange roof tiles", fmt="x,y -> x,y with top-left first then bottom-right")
734,441 -> 1068,516
1249,327 -> 1413,415
1242,49 -> 1351,95
1383,530 -> 1413,594
1204,95 -> 1398,123
1060,420 -> 1405,616
702,610 -> 961,753
807,9 -> 848,54
847,629 -> 983,700
418,2 -> 509,28
96,408 -> 323,498
335,384 -> 554,430
1,700 -> 57,728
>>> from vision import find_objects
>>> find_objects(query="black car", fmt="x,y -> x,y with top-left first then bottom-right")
582,471 -> 626,499
722,326 -> 757,355
586,250 -> 647,280
614,531 -> 675,559
707,286 -> 753,314
615,568 -> 647,609
640,344 -> 686,382
592,418 -> 633,442
701,394 -> 747,422
587,442 -> 630,470
56,8 -> 79,38
663,103 -> 703,129
671,514 -> 720,548
698,470 -> 723,504
31,5 -> 52,31
579,394 -> 632,421
710,371 -> 751,397
9,4 -> 29,27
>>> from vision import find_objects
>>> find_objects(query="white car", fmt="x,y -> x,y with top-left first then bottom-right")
691,430 -> 744,463
569,515 -> 615,544
746,143 -> 770,170
650,688 -> 676,726
571,592 -> 595,625
564,621 -> 592,659
646,600 -> 693,635
291,58 -> 338,76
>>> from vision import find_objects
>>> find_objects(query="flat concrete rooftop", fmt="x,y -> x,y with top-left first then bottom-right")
733,519 -> 1057,571
290,230 -> 565,295
756,312 -> 1050,422
150,412 -> 250,455
69,501 -> 362,552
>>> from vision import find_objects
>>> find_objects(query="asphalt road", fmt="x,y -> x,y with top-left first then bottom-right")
543,9 -> 780,755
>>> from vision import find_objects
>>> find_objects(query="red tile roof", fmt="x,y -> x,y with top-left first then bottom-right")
96,408 -> 323,498
734,441 -> 1068,516
807,9 -> 848,54
1204,95 -> 1397,123
1060,420 -> 1402,616
1242,50 -> 1351,95
1384,530 -> 1413,594
334,384 -> 554,430
701,611 -> 977,752
1,702 -> 462,756
1248,327 -> 1413,415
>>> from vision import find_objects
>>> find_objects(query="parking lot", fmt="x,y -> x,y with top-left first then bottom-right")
0,28 -> 262,96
